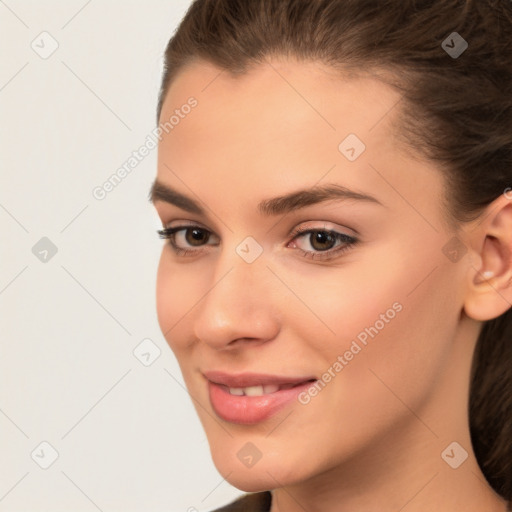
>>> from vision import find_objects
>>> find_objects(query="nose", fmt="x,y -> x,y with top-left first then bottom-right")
193,255 -> 280,350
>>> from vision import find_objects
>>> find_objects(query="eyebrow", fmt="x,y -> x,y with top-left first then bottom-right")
148,179 -> 385,216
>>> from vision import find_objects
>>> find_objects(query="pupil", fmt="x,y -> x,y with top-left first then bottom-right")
187,228 -> 208,246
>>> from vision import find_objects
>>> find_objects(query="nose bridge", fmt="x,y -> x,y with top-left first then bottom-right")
193,245 -> 278,348
212,234 -> 270,304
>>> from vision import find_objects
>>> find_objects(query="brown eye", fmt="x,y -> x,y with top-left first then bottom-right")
185,228 -> 210,246
308,231 -> 337,251
289,226 -> 358,261
157,223 -> 358,261
157,225 -> 219,256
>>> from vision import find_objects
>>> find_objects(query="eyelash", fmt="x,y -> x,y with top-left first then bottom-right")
156,224 -> 359,261
285,225 -> 359,260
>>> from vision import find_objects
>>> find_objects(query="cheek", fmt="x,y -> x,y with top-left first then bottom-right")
325,277 -> 458,458
155,248 -> 194,350
371,283 -> 457,418
155,249 -> 171,333
292,237 -> 459,404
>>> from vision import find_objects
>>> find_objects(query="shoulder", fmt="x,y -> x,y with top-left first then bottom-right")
209,491 -> 272,512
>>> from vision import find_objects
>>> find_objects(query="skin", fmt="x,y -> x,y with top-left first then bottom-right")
151,58 -> 512,512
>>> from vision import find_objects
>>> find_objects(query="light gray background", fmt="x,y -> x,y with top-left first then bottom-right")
0,1 -> 243,510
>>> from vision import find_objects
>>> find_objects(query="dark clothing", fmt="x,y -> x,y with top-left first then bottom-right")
210,491 -> 512,511
210,491 -> 272,512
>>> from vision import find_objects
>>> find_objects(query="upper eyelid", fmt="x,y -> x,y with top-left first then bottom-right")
162,218 -> 354,232
162,222 -> 353,236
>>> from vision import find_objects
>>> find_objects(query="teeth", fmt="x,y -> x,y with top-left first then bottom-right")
244,385 -> 265,396
228,384 -> 282,396
263,384 -> 281,394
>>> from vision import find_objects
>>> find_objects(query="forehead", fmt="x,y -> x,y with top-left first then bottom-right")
156,58 -> 446,229
160,58 -> 400,137
159,58 -> 397,172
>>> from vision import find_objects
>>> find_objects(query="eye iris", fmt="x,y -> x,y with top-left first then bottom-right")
186,228 -> 208,246
310,231 -> 335,251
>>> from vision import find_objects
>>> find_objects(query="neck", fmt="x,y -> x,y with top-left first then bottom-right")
269,425 -> 509,512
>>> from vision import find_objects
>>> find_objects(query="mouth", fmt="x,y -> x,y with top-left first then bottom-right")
217,380 -> 317,397
202,369 -> 317,388
203,370 -> 318,424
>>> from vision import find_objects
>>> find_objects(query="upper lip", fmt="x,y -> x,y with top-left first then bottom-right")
203,370 -> 317,388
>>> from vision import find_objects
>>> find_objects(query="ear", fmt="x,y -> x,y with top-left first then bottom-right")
463,192 -> 512,321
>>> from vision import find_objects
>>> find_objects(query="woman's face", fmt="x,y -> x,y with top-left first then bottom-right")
151,58 -> 474,491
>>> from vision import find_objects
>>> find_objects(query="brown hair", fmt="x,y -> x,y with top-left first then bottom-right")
157,0 -> 512,501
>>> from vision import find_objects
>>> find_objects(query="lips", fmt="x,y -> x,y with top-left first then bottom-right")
202,370 -> 317,388
206,378 -> 318,424
202,370 -> 318,424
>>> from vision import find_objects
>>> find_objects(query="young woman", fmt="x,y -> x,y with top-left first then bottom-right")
149,1 -> 512,511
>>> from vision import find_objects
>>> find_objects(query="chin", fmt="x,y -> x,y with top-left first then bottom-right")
210,449 -> 308,492
225,476 -> 273,493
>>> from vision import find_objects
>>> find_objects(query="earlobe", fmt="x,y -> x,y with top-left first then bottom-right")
462,194 -> 512,322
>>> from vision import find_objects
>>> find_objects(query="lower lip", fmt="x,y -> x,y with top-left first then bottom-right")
207,379 -> 317,425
